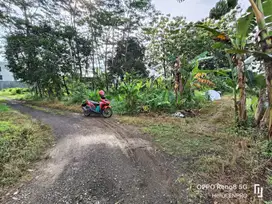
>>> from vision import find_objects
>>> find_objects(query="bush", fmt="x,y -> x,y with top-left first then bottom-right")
141,89 -> 176,112
118,79 -> 142,114
261,140 -> 272,158
88,90 -> 101,102
16,89 -> 22,94
176,90 -> 208,110
69,82 -> 89,104
0,88 -> 29,96
210,74 -> 233,94
111,98 -> 127,114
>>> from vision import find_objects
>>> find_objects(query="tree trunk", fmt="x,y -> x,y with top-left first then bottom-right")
162,43 -> 167,78
234,87 -> 239,124
55,83 -> 62,100
76,48 -> 82,80
104,38 -> 109,91
174,56 -> 183,103
68,39 -> 76,75
85,56 -> 89,77
37,83 -> 42,98
227,54 -> 239,124
163,57 -> 166,79
48,88 -> 52,98
91,28 -> 96,77
255,88 -> 266,126
35,85 -> 38,96
237,56 -> 247,124
261,108 -> 269,128
62,76 -> 70,95
91,28 -> 95,90
265,60 -> 272,139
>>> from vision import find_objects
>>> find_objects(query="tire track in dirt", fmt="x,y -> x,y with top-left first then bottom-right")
95,119 -> 186,202
2,101 -> 185,204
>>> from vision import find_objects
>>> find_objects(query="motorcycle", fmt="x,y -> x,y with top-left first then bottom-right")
81,98 -> 113,118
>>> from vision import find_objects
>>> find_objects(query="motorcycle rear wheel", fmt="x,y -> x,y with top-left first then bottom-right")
83,111 -> 90,117
102,108 -> 113,118
82,107 -> 91,117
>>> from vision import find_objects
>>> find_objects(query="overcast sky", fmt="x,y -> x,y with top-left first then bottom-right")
153,0 -> 250,22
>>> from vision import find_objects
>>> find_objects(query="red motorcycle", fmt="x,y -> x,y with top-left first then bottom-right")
81,94 -> 113,118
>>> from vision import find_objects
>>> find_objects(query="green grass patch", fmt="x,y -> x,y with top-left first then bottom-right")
118,97 -> 271,201
143,123 -> 225,158
0,121 -> 13,132
0,103 -> 53,188
0,104 -> 9,112
0,88 -> 30,100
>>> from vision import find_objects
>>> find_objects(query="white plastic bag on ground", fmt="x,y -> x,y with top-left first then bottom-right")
206,90 -> 221,101
172,112 -> 185,118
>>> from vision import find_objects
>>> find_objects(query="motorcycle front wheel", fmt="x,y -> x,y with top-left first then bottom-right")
102,108 -> 113,118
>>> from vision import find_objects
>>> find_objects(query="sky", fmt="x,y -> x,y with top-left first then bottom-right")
153,0 -> 250,22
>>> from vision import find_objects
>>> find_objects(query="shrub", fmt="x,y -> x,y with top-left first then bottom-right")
261,140 -> 272,158
111,98 -> 127,114
118,80 -> 142,114
16,88 -> 22,94
88,90 -> 101,102
0,104 -> 10,112
69,82 -> 89,104
141,89 -> 176,112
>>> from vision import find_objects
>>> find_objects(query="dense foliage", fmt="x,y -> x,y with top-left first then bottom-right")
209,0 -> 238,20
1,0 -> 272,134
2,0 -> 154,98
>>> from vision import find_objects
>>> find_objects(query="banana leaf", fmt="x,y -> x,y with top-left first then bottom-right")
235,6 -> 255,49
263,0 -> 272,35
226,48 -> 272,58
195,24 -> 222,36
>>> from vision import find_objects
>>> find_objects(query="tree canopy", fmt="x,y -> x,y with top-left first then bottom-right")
209,0 -> 238,20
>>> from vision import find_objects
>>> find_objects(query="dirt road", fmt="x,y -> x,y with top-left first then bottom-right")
4,102 -> 182,204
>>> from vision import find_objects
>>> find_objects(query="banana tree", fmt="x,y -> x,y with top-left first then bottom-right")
177,0 -> 272,137
179,54 -> 229,104
196,10 -> 255,124
248,0 -> 272,139
174,56 -> 183,103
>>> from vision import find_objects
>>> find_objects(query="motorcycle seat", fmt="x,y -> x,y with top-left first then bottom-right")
89,100 -> 99,105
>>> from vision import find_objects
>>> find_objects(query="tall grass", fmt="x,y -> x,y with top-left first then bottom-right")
0,103 -> 53,186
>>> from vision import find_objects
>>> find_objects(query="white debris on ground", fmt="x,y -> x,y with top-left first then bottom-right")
206,90 -> 221,101
172,112 -> 185,118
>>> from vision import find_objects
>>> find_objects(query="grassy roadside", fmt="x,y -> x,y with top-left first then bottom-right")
0,88 -> 81,113
24,104 -> 66,115
0,101 -> 53,195
25,100 -> 81,113
0,88 -> 29,100
117,97 -> 272,203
